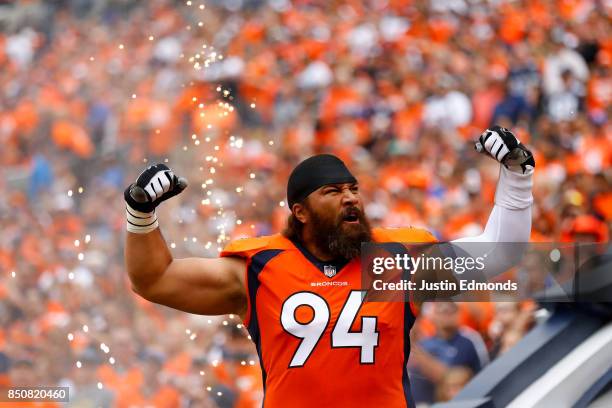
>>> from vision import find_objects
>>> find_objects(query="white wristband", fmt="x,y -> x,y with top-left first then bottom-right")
126,204 -> 158,234
494,165 -> 534,210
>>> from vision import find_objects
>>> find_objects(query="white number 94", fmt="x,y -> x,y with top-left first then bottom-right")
280,291 -> 379,367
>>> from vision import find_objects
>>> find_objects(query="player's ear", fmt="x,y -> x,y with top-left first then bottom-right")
292,203 -> 308,224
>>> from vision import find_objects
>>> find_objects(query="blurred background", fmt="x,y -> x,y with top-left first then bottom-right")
0,0 -> 610,407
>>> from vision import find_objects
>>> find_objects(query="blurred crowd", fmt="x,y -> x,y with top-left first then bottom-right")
0,0 -> 610,406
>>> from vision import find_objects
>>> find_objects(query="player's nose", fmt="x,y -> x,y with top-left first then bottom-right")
341,188 -> 358,206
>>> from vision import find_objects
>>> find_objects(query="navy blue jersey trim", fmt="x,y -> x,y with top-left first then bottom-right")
402,261 -> 417,408
247,249 -> 284,405
384,242 -> 417,408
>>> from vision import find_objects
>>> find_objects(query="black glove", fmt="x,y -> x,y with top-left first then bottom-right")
124,163 -> 188,213
476,126 -> 535,174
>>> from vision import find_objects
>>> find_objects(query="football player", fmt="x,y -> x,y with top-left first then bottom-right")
124,126 -> 534,407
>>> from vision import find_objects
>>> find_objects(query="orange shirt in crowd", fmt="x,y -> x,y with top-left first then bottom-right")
593,192 -> 612,220
164,352 -> 191,377
97,364 -> 143,395
394,104 -> 423,142
586,75 -> 612,112
117,385 -> 180,408
498,5 -> 527,44
0,403 -> 58,408
51,120 -> 93,158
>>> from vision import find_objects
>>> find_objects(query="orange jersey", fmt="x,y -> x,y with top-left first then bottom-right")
221,227 -> 436,408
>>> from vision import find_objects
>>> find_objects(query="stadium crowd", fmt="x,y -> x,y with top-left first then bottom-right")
0,0 -> 610,406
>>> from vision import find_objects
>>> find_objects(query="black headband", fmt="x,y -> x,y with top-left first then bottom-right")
287,154 -> 357,209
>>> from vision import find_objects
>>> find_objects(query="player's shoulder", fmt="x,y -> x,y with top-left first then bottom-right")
220,233 -> 293,259
372,227 -> 437,243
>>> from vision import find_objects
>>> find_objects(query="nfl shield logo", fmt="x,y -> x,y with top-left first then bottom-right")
323,265 -> 336,278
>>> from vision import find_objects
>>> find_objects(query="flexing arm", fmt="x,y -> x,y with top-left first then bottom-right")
452,127 -> 535,278
124,164 -> 247,317
125,229 -> 247,316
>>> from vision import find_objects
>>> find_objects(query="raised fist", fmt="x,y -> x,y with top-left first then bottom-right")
124,163 -> 188,213
476,126 -> 535,174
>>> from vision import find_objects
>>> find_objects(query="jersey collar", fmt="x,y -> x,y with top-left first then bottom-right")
289,238 -> 352,278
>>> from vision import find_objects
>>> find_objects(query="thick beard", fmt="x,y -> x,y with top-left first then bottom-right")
309,206 -> 372,260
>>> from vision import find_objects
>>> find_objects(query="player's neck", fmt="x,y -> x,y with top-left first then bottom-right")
300,231 -> 334,262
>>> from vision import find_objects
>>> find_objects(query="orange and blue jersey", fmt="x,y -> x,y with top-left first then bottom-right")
220,227 -> 436,408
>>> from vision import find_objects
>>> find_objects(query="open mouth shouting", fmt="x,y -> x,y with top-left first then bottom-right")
342,208 -> 361,224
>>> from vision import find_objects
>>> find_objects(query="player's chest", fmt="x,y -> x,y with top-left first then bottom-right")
254,257 -> 405,367
255,256 -> 404,334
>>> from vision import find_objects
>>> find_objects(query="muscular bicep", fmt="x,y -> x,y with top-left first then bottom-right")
133,256 -> 247,317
